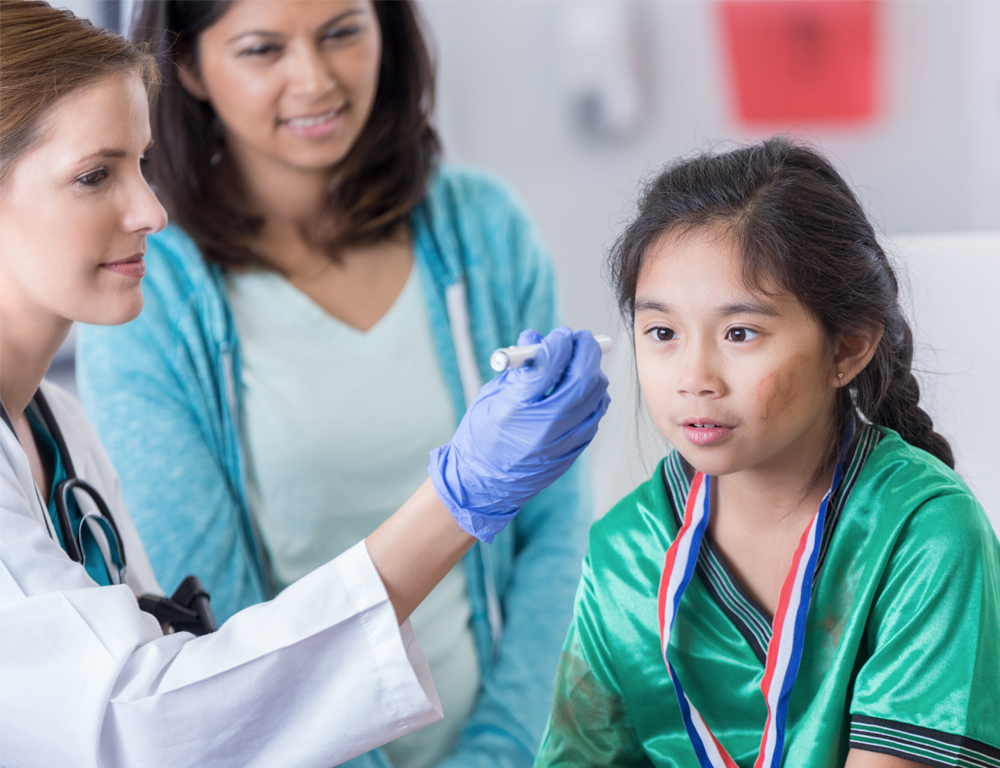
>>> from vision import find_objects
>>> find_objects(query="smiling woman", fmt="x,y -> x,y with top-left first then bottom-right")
132,0 -> 436,268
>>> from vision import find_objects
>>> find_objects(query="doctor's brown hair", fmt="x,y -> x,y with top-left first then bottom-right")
0,0 -> 156,186
131,0 -> 440,268
608,137 -> 955,469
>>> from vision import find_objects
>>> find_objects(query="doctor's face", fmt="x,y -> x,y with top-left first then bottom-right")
0,73 -> 167,327
183,0 -> 382,178
633,229 -> 839,481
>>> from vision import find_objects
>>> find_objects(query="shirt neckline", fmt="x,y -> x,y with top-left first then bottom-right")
661,423 -> 882,664
226,258 -> 419,345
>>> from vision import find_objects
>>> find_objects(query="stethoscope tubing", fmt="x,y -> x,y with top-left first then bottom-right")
3,390 -> 128,574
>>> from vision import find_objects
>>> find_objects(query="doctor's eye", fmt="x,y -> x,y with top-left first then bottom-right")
76,168 -> 108,188
725,327 -> 758,343
648,327 -> 676,342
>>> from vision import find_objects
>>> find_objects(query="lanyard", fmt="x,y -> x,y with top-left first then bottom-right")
657,438 -> 849,768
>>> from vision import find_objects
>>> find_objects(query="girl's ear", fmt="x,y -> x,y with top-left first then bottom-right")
831,325 -> 883,388
176,56 -> 210,102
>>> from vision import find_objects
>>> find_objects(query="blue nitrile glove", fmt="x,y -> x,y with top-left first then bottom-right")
429,327 -> 610,543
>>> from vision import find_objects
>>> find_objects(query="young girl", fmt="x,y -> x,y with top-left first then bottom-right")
535,139 -> 1000,768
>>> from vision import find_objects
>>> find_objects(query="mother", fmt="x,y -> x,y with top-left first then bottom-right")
78,2 -> 591,766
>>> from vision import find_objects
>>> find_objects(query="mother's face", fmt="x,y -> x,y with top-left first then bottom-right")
182,0 -> 382,176
0,73 -> 167,326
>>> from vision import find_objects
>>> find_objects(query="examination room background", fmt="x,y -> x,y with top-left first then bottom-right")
51,0 -> 1000,533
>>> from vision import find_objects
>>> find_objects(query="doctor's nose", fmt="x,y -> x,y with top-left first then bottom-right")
123,177 -> 168,236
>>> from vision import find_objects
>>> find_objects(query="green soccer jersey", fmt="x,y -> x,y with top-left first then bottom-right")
536,425 -> 1000,767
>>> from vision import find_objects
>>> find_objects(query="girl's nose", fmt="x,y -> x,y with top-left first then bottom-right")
287,42 -> 336,97
124,177 -> 168,236
676,341 -> 725,398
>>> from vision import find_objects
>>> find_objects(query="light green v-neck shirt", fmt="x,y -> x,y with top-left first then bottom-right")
226,266 -> 479,768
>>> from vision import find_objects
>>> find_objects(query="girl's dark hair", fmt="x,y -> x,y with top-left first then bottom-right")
609,137 -> 954,468
131,0 -> 440,268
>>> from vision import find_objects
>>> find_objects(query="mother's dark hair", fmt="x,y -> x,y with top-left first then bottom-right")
131,0 -> 440,268
608,137 -> 954,468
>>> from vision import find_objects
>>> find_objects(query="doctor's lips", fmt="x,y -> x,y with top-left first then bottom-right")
100,253 -> 145,278
680,419 -> 735,445
280,103 -> 347,138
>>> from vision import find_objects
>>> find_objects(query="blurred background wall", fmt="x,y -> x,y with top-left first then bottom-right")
55,0 -> 1000,528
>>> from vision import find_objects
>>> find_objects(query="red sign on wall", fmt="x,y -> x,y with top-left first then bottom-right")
720,0 -> 879,124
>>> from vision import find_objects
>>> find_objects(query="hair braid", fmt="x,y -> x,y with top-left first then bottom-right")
861,314 -> 955,467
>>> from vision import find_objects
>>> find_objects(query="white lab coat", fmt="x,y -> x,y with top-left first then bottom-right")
0,382 -> 442,767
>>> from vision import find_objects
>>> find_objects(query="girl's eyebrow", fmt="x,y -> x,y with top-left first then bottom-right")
634,299 -> 672,314
633,298 -> 781,317
719,300 -> 781,317
226,10 -> 363,44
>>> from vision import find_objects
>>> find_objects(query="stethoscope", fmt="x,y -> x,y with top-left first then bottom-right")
0,390 -> 128,585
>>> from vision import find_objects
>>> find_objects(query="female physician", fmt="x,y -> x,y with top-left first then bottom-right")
77,3 -> 590,766
0,3 -> 610,767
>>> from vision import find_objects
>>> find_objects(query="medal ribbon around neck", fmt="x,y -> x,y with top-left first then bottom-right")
657,428 -> 852,768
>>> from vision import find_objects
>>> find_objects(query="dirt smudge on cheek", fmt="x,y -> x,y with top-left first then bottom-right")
756,367 -> 800,423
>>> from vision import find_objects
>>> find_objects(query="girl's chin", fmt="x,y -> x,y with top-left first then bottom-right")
673,447 -> 744,479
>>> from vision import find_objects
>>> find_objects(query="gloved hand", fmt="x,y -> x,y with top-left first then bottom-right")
429,327 -> 611,543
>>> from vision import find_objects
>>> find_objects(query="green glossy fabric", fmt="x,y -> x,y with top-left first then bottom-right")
536,427 -> 1000,767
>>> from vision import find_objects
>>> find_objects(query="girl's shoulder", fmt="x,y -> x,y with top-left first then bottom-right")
861,426 -> 990,536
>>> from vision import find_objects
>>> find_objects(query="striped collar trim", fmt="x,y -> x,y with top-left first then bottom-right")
661,422 -> 882,664
851,716 -> 1000,768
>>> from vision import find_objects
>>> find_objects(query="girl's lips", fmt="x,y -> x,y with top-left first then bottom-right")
681,423 -> 735,446
100,255 -> 145,278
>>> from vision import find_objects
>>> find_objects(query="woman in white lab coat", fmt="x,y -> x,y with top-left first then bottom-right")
0,3 -> 609,766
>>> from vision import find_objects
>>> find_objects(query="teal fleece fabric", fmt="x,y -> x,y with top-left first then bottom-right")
77,165 -> 591,768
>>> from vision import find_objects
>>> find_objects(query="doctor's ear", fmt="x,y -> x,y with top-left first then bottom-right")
176,56 -> 210,102
830,325 -> 883,388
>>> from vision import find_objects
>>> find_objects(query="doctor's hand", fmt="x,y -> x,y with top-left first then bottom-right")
429,327 -> 610,543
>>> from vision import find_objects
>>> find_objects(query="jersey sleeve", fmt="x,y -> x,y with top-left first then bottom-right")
849,492 -> 1000,766
534,554 -> 653,768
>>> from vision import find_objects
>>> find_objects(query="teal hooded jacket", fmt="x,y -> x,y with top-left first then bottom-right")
77,165 -> 591,768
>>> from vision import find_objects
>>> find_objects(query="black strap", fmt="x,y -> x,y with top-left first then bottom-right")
31,389 -> 79,479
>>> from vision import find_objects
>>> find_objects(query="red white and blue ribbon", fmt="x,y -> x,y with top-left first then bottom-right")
657,445 -> 848,767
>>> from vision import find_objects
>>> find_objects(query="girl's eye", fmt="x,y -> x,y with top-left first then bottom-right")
649,327 -> 676,342
726,327 -> 758,343
76,168 -> 108,188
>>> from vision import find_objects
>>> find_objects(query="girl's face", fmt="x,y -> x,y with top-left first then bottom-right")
0,73 -> 167,326
634,229 -> 841,480
183,0 -> 382,176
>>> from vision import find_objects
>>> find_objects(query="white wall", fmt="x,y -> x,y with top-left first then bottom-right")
421,0 -> 1000,525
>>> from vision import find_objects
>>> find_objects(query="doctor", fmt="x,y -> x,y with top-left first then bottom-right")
0,2 -> 609,767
